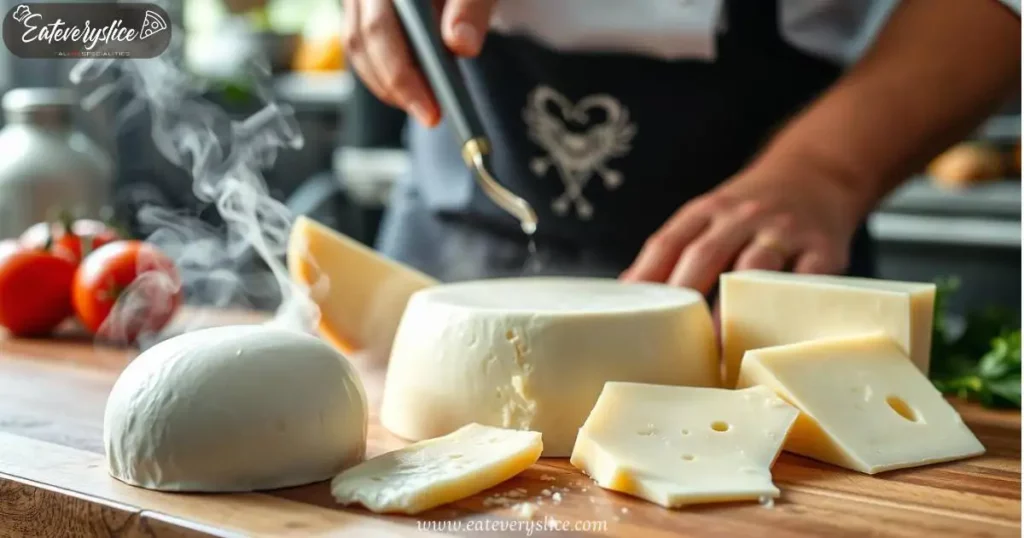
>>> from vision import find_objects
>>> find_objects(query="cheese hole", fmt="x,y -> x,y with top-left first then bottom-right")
681,454 -> 695,462
505,330 -> 515,341
710,421 -> 730,432
886,396 -> 920,423
449,454 -> 463,459
680,429 -> 690,435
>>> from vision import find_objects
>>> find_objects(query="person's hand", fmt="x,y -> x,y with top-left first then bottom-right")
342,0 -> 497,127
620,165 -> 868,294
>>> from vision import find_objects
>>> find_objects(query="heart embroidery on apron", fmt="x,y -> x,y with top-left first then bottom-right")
523,86 -> 637,220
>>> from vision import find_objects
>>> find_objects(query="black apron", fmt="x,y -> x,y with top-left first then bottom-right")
376,0 -> 876,282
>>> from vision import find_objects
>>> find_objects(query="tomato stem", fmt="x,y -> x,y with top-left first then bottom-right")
57,209 -> 75,236
41,228 -> 53,251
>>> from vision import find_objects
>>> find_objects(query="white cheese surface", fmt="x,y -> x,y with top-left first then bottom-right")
104,325 -> 368,492
721,269 -> 935,387
422,277 -> 700,312
380,277 -> 719,456
738,333 -> 986,474
331,423 -> 542,514
570,383 -> 799,507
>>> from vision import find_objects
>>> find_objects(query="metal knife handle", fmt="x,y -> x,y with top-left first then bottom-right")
391,0 -> 539,234
392,0 -> 485,145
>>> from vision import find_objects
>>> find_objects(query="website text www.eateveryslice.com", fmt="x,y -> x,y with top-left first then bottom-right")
417,517 -> 610,535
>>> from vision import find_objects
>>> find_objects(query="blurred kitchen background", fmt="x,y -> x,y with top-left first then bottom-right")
0,0 -> 1018,321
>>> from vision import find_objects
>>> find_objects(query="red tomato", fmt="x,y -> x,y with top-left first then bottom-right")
21,218 -> 120,263
0,241 -> 77,337
72,240 -> 182,343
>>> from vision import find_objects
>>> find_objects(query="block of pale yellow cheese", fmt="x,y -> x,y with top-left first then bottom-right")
570,383 -> 799,508
720,269 -> 935,387
331,423 -> 542,514
380,277 -> 720,457
737,333 -> 985,474
287,215 -> 438,362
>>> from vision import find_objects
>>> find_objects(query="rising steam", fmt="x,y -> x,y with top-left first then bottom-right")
69,7 -> 321,344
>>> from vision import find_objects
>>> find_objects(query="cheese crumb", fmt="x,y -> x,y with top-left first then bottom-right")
758,496 -> 775,509
514,502 -> 538,520
541,488 -> 552,496
540,474 -> 556,481
621,507 -> 629,514
551,492 -> 563,504
483,495 -> 516,507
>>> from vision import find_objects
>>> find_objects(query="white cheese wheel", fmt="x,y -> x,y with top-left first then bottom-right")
380,277 -> 719,457
104,325 -> 368,492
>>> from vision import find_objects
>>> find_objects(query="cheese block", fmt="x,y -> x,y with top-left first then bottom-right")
287,215 -> 438,362
570,383 -> 799,508
331,423 -> 542,514
104,325 -> 368,492
380,277 -> 719,457
736,333 -> 985,474
720,269 -> 935,387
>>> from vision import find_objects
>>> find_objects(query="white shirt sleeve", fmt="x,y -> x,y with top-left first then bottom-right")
780,0 -> 1021,64
487,0 -> 1020,63
998,0 -> 1022,15
778,0 -> 897,64
490,0 -> 725,61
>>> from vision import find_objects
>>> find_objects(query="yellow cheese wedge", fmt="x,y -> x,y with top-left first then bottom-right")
330,423 -> 542,514
720,269 -> 935,387
570,383 -> 798,508
737,333 -> 985,474
287,216 -> 438,361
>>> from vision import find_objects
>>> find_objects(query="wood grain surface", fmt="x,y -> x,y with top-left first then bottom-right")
0,318 -> 1020,538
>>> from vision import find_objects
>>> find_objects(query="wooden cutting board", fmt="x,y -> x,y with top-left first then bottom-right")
0,319 -> 1020,538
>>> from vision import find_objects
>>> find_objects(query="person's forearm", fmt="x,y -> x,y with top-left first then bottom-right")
753,0 -> 1020,217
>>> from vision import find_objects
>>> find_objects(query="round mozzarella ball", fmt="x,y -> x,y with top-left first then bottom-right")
104,324 -> 367,491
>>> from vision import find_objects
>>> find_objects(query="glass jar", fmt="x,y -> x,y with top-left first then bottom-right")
0,88 -> 114,239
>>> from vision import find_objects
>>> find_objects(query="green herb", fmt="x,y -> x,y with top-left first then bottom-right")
930,277 -> 1021,409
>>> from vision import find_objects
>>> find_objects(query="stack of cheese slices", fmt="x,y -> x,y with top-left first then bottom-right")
285,216 -> 986,513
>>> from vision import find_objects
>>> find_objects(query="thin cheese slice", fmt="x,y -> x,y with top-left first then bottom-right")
570,383 -> 799,508
287,216 -> 438,362
331,423 -> 542,514
737,333 -> 985,474
720,269 -> 935,387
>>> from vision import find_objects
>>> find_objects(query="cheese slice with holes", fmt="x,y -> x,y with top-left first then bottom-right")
287,216 -> 438,362
330,423 -> 542,514
737,333 -> 985,474
380,277 -> 720,457
720,269 -> 936,387
569,383 -> 798,508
